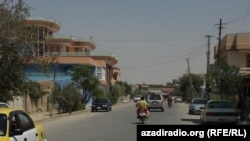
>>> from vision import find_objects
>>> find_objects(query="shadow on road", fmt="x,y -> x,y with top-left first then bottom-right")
148,110 -> 164,112
131,121 -> 147,125
181,118 -> 201,124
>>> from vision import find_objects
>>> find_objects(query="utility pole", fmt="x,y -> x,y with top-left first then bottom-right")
204,35 -> 213,74
215,18 -> 226,100
186,58 -> 192,87
204,35 -> 213,99
215,18 -> 226,68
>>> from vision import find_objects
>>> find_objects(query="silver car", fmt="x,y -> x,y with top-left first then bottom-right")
147,94 -> 165,112
189,98 -> 207,115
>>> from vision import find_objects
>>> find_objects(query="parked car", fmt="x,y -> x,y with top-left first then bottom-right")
200,100 -> 239,125
0,108 -> 47,141
189,98 -> 207,115
147,94 -> 165,112
91,97 -> 112,112
0,102 -> 10,108
133,95 -> 142,102
174,96 -> 183,103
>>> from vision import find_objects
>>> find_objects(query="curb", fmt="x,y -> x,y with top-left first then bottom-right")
34,101 -> 131,123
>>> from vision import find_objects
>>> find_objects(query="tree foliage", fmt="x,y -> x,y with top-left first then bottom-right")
211,60 -> 243,101
22,81 -> 45,100
70,65 -> 100,103
51,83 -> 85,113
115,81 -> 132,96
177,74 -> 203,102
0,0 -> 36,101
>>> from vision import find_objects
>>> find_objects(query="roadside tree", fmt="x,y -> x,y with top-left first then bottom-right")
0,0 -> 39,102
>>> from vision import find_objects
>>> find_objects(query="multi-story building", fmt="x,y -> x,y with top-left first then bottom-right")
8,17 -> 121,113
24,17 -> 120,88
214,33 -> 250,72
213,33 -> 250,100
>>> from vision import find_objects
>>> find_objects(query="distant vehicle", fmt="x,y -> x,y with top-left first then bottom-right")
174,96 -> 182,103
91,97 -> 112,112
0,102 -> 10,108
200,100 -> 239,125
0,108 -> 47,141
147,94 -> 164,112
189,98 -> 207,115
133,95 -> 142,102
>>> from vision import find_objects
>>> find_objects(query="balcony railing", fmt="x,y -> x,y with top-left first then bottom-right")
44,51 -> 118,60
239,68 -> 250,75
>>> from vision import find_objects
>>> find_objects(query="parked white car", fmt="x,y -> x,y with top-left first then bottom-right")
200,100 -> 239,125
174,96 -> 182,103
133,95 -> 142,102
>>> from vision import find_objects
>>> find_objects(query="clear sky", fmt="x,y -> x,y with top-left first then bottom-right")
25,0 -> 250,85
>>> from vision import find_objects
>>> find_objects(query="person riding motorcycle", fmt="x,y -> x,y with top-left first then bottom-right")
136,96 -> 149,118
167,95 -> 173,107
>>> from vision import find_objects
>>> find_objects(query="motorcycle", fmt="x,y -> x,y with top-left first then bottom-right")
168,100 -> 172,108
168,97 -> 173,108
137,109 -> 147,124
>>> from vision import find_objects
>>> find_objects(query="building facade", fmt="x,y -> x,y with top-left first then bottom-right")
24,17 -> 120,87
8,17 -> 121,113
213,33 -> 250,102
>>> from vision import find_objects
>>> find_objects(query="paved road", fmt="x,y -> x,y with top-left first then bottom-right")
39,101 -> 204,141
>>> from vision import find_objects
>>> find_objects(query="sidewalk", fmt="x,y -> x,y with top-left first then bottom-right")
30,107 -> 91,123
30,100 -> 130,123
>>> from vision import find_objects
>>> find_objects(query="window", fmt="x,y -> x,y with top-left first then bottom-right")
39,27 -> 44,41
149,94 -> 161,100
247,54 -> 250,67
50,46 -> 60,52
96,67 -> 102,79
74,47 -> 82,52
0,114 -> 7,136
9,112 -> 35,135
18,113 -> 35,131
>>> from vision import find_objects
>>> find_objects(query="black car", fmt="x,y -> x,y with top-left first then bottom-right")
91,97 -> 112,112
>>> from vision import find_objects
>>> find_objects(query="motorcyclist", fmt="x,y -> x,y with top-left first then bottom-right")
167,95 -> 173,107
136,96 -> 149,118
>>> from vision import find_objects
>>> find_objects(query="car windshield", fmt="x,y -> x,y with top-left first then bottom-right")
0,114 -> 7,136
95,98 -> 108,102
149,95 -> 161,100
208,101 -> 234,109
193,99 -> 207,104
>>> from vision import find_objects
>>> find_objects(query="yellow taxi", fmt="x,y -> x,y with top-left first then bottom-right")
0,108 -> 47,141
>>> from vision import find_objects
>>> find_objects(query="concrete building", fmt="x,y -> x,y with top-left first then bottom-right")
213,33 -> 250,101
8,17 -> 121,113
214,33 -> 250,74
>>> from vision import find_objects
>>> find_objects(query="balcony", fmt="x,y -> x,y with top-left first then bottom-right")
44,51 -> 118,60
239,68 -> 250,76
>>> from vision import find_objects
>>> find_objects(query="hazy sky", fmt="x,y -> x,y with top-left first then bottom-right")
25,0 -> 250,85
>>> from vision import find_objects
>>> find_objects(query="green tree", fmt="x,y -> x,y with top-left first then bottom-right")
51,83 -> 84,113
211,60 -> 243,101
108,84 -> 121,104
92,87 -> 105,98
0,0 -> 36,102
22,81 -> 45,100
177,74 -> 203,102
70,65 -> 100,104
